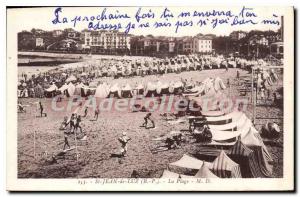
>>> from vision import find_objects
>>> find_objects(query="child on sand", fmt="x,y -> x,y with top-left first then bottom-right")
63,134 -> 70,150
118,132 -> 131,157
70,113 -> 76,133
74,115 -> 83,133
94,106 -> 99,121
83,107 -> 88,118
142,112 -> 155,129
39,101 -> 47,117
59,116 -> 69,130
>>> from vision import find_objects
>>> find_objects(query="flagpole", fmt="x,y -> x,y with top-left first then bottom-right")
74,131 -> 79,162
33,131 -> 36,159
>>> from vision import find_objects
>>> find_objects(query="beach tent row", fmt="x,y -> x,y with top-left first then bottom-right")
50,81 -> 182,98
161,150 -> 241,179
200,110 -> 273,177
162,131 -> 272,179
44,77 -> 226,99
183,77 -> 226,97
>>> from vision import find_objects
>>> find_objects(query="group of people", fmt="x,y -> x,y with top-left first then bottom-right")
18,53 -> 279,99
60,113 -> 82,133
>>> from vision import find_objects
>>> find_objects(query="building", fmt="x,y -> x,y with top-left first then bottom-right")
81,30 -> 131,53
52,30 -> 64,37
33,29 -> 46,35
270,42 -> 283,58
249,35 -> 269,46
193,35 -> 213,53
35,37 -> 44,47
230,31 -> 248,40
181,37 -> 193,54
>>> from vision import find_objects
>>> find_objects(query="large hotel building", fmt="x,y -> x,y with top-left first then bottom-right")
81,30 -> 131,53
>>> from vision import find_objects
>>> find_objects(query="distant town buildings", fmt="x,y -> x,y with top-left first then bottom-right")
249,35 -> 269,46
81,30 -> 130,53
17,27 -> 283,58
52,30 -> 64,37
230,31 -> 247,40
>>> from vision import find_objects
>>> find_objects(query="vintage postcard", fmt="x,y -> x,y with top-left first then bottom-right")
6,6 -> 294,191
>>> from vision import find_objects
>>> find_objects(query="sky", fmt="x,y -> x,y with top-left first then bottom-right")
7,6 -> 287,37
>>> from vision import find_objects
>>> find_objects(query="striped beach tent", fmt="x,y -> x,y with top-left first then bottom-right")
242,128 -> 273,177
211,150 -> 242,178
228,137 -> 262,178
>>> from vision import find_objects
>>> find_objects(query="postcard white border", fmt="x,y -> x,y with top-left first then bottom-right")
6,6 -> 294,191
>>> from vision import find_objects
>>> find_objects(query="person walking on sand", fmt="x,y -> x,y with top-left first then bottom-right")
83,107 -> 88,118
39,100 -> 47,117
142,112 -> 155,129
74,115 -> 83,133
69,113 -> 76,133
118,132 -> 131,157
94,105 -> 99,121
63,134 -> 70,150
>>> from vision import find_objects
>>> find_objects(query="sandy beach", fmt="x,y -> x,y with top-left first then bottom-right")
17,68 -> 283,178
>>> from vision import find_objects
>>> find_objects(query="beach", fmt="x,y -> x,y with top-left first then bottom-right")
17,68 -> 283,178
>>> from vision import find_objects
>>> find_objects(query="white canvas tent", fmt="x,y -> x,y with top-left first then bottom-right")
67,83 -> 76,97
160,170 -> 180,178
121,83 -> 133,98
144,82 -> 157,97
169,154 -> 212,170
213,77 -> 226,91
205,111 -> 243,125
156,81 -> 169,95
45,84 -> 58,92
65,75 -> 77,83
194,163 -> 219,178
58,83 -> 69,93
95,83 -> 110,98
208,113 -> 249,131
201,110 -> 225,117
109,83 -> 122,98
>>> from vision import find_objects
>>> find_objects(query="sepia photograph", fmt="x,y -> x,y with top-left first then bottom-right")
6,6 -> 294,191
